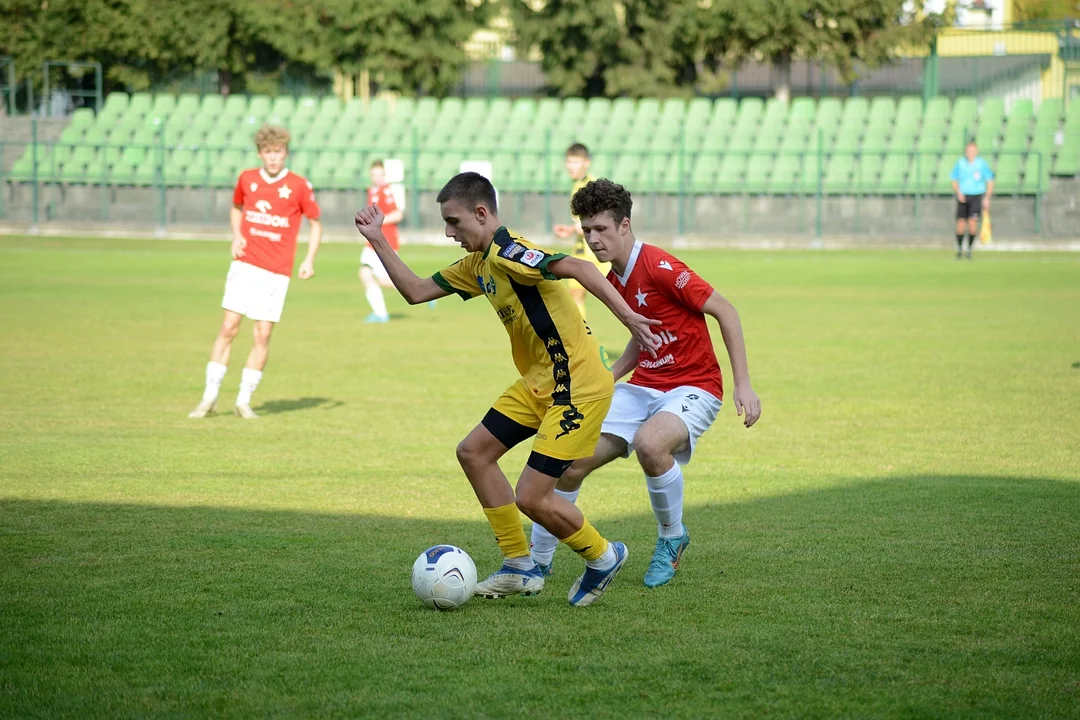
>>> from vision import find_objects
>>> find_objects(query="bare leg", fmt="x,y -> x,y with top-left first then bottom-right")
210,310 -> 244,366
244,320 -> 274,371
455,423 -> 515,508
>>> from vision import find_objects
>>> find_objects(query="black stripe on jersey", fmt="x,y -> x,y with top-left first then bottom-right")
508,277 -> 572,406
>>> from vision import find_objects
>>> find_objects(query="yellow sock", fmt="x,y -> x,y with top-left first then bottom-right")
483,503 -> 530,559
561,517 -> 609,563
576,299 -> 587,319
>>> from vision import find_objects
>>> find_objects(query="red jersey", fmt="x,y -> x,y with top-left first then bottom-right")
609,242 -> 724,400
367,183 -> 400,250
233,168 -> 321,277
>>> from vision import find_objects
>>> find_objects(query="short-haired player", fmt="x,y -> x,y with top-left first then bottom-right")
553,143 -> 610,319
360,160 -> 404,323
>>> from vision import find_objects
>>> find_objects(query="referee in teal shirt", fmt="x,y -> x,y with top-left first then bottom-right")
950,141 -> 994,260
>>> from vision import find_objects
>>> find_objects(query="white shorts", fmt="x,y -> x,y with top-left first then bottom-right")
221,260 -> 290,323
602,383 -> 722,466
360,246 -> 390,284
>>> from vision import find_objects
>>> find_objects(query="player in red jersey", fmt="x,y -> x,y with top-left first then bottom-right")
530,178 -> 761,587
188,125 -> 322,420
359,160 -> 404,323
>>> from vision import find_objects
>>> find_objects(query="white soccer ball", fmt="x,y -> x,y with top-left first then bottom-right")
411,545 -> 477,610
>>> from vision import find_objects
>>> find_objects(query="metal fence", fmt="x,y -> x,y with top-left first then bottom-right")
1,133 -> 1050,239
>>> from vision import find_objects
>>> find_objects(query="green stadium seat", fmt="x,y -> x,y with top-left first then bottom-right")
950,96 -> 977,137
852,154 -> 883,194
133,161 -> 158,187
246,94 -> 271,118
1000,123 -> 1028,153
715,154 -> 748,194
151,94 -> 176,116
199,94 -> 224,116
791,97 -> 815,120
690,155 -> 719,193
925,96 -> 950,124
175,93 -> 200,117
769,154 -> 801,194
896,96 -> 922,123
1053,143 -> 1079,175
879,154 -> 910,195
933,155 -> 955,194
1022,151 -> 1050,194
1009,98 -> 1034,122
993,154 -> 1022,194
222,95 -> 248,119
102,92 -> 129,115
798,154 -> 824,193
69,107 -> 95,129
128,92 -> 153,118
861,126 -> 890,154
823,154 -> 853,194
743,155 -> 773,193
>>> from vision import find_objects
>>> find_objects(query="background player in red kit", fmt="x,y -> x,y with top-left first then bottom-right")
530,178 -> 761,587
359,160 -> 404,323
188,125 -> 322,419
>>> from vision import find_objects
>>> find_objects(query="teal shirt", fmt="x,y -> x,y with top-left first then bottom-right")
950,157 -> 994,196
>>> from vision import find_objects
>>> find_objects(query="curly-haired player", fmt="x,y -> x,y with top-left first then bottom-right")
531,178 -> 762,588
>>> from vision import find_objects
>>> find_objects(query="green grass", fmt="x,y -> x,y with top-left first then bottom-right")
1,236 -> 1079,718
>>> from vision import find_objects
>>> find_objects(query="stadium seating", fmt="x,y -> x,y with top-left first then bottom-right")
6,92 -> 1076,196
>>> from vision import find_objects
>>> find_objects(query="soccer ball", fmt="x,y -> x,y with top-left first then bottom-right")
411,545 -> 477,610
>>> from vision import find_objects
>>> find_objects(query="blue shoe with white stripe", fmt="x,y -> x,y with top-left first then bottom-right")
568,542 -> 628,607
474,563 -> 545,599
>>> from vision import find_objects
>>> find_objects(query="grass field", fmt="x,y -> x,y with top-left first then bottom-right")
1,235 -> 1079,718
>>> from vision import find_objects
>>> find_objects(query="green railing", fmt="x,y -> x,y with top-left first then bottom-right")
1,133 -> 1049,237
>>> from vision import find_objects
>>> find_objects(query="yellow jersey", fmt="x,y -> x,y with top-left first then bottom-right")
570,174 -> 599,263
431,227 -> 612,405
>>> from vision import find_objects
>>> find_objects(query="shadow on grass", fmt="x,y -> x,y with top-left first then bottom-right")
1,475 -> 1078,718
254,396 -> 344,415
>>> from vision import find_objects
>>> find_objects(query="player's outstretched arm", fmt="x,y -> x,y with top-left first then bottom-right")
702,291 -> 762,428
548,256 -> 662,357
354,205 -> 450,305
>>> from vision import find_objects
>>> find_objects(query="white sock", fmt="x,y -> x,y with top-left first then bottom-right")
365,286 -> 388,318
236,367 -> 262,406
585,542 -> 618,571
503,555 -> 535,571
647,463 -> 685,539
202,361 -> 227,403
530,489 -> 579,565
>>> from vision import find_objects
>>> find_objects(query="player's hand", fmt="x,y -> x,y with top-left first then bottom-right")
298,258 -> 315,280
734,385 -> 761,428
553,224 -> 573,239
354,205 -> 385,242
957,193 -> 966,203
231,235 -> 246,259
625,313 -> 663,358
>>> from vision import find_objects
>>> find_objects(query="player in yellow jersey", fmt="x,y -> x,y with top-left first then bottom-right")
354,172 -> 661,606
553,143 -> 611,319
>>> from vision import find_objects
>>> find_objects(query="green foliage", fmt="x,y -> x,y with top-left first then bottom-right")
508,0 -> 699,98
511,0 -> 944,98
697,0 -> 943,91
0,0 -> 488,96
1014,0 -> 1080,23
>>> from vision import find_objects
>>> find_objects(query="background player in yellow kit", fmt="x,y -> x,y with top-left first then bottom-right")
553,143 -> 610,319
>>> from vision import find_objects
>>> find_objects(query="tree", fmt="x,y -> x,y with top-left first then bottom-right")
1013,0 -> 1080,23
695,0 -> 944,102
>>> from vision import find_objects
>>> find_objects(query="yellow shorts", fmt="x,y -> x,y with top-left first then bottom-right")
486,379 -> 612,462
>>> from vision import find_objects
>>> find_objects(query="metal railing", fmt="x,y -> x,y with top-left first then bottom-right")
1,126 -> 1050,238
